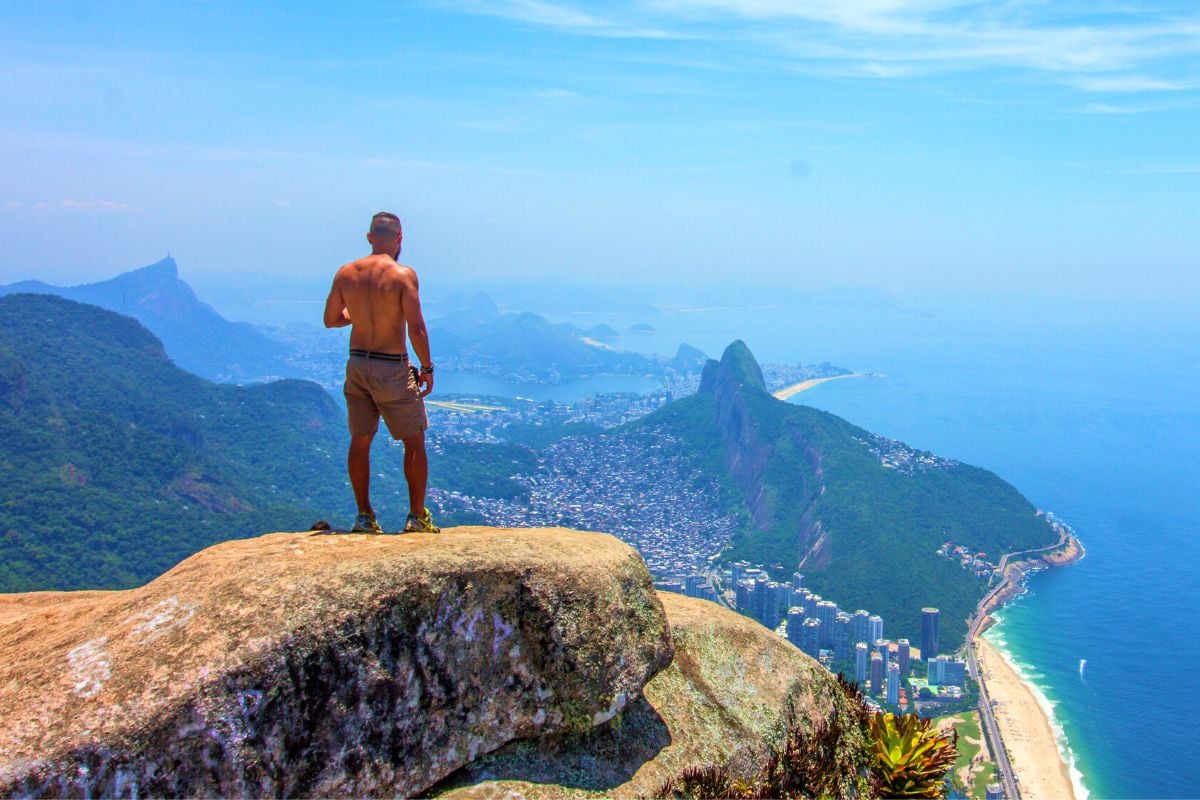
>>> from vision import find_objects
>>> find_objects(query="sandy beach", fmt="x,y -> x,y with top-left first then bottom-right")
974,637 -> 1076,800
771,373 -> 863,401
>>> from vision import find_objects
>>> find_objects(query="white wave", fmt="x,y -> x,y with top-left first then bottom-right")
983,628 -> 1090,800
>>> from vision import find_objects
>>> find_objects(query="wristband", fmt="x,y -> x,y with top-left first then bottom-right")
420,363 -> 434,375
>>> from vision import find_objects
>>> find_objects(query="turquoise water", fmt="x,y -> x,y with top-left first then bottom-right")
554,298 -> 1197,799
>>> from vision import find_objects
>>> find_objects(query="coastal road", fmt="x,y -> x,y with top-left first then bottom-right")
967,613 -> 1021,800
967,531 -> 1074,800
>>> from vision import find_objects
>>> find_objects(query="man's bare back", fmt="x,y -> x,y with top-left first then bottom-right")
325,254 -> 422,355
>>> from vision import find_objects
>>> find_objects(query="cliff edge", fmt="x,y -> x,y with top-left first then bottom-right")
0,528 -> 671,798
0,527 -> 861,799
433,591 -> 864,798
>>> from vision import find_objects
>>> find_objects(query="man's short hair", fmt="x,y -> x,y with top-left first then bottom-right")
370,212 -> 402,237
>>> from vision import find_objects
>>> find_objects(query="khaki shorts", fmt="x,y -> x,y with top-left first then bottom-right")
344,354 -> 428,440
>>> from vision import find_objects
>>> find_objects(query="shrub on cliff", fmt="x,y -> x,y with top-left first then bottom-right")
655,675 -> 956,799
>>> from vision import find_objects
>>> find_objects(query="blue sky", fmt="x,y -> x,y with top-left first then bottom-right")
1,1 -> 1196,301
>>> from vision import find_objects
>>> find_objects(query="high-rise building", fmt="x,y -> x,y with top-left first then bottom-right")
792,571 -> 805,589
852,610 -> 870,645
786,607 -> 805,648
985,783 -> 1004,800
771,581 -> 792,620
886,662 -> 900,705
817,600 -> 838,645
855,642 -> 869,685
791,587 -> 811,610
684,574 -> 705,597
927,655 -> 967,687
943,659 -> 966,687
834,613 -> 852,660
754,580 -> 771,625
922,607 -> 940,660
870,652 -> 884,695
801,618 -> 822,659
897,638 -> 911,677
868,614 -> 884,645
875,639 -> 890,668
804,593 -> 822,618
735,580 -> 755,616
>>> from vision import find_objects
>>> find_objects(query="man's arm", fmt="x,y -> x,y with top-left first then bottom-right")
400,269 -> 433,396
323,275 -> 351,328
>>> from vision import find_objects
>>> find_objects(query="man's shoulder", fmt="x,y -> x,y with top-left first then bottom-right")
389,261 -> 419,282
334,257 -> 369,278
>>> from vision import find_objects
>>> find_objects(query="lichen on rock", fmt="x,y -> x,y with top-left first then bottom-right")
430,591 -> 864,799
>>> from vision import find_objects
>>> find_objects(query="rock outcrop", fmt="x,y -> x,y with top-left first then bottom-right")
0,528 -> 673,798
433,591 -> 863,799
698,340 -> 824,547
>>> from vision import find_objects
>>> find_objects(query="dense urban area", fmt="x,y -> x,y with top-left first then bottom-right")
424,380 -> 979,720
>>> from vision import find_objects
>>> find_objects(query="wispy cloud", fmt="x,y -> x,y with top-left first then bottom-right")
1081,102 -> 1155,114
3,199 -> 141,213
451,0 -> 694,39
452,0 -> 1200,96
536,87 -> 586,101
1072,74 -> 1200,93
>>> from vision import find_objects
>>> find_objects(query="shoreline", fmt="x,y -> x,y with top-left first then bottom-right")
975,635 -> 1087,800
771,372 -> 865,401
970,534 -> 1086,799
978,533 -> 1085,626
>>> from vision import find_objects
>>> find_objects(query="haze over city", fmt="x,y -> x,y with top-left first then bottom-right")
1,1 -> 1196,306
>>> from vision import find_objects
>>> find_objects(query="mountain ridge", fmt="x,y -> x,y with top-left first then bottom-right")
0,258 -> 293,383
635,341 -> 1059,651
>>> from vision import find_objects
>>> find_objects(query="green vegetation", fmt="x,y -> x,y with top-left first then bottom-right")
870,711 -> 958,798
496,419 -> 603,450
432,440 -> 537,500
0,294 -> 535,592
0,257 -> 293,382
654,676 -> 955,799
935,712 -> 997,800
635,341 -> 1059,652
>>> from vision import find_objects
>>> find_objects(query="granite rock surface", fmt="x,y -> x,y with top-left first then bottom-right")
432,591 -> 859,799
0,527 -> 673,798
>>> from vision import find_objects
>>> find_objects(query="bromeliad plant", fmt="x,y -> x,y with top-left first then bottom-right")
868,711 -> 958,799
655,676 -> 959,799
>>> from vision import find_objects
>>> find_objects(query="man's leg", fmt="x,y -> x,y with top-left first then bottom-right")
401,431 -> 428,516
348,433 -> 375,516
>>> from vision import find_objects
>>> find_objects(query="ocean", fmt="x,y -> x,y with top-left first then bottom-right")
549,295 -> 1199,799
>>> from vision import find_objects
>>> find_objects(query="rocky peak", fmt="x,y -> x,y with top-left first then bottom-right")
699,339 -> 767,397
466,291 -> 500,324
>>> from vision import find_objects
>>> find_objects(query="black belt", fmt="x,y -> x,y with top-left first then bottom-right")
349,349 -> 409,362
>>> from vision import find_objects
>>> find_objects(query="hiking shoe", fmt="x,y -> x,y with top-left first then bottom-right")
352,512 -> 383,534
403,508 -> 441,533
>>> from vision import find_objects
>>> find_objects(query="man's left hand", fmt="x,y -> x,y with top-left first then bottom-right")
417,371 -> 434,397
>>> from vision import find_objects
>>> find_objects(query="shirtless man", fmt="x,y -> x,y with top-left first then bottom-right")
323,211 -> 438,534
